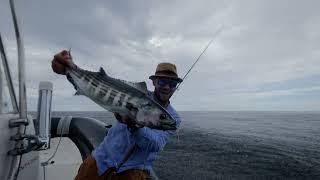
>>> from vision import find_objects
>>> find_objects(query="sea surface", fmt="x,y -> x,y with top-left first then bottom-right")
44,111 -> 320,180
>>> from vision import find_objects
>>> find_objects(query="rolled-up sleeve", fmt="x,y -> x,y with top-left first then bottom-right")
132,113 -> 181,152
132,128 -> 171,152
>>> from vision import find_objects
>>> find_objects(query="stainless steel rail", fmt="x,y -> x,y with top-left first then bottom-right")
10,0 -> 27,119
0,64 -> 2,113
0,33 -> 19,113
6,0 -> 28,179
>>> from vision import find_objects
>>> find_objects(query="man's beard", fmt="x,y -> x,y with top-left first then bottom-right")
155,89 -> 170,105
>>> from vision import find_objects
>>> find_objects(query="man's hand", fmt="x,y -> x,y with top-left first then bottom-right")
114,113 -> 132,124
114,113 -> 139,130
51,50 -> 76,75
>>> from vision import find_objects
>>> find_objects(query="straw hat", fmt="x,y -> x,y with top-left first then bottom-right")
149,62 -> 183,82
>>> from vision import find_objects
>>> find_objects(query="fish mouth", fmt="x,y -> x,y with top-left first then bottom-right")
160,120 -> 177,130
162,125 -> 177,130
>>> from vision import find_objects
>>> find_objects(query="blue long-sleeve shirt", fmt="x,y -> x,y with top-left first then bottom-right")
92,92 -> 181,175
66,74 -> 181,174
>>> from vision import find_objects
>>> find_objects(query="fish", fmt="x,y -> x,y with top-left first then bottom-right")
66,66 -> 177,130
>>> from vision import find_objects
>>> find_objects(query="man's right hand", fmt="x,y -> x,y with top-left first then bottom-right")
114,113 -> 131,124
51,50 -> 76,75
114,113 -> 140,132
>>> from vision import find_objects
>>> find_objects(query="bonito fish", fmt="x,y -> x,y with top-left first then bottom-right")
66,66 -> 177,130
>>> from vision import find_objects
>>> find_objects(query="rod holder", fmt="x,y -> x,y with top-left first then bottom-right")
35,81 -> 53,150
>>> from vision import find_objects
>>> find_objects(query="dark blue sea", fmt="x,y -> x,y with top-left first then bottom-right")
51,111 -> 320,180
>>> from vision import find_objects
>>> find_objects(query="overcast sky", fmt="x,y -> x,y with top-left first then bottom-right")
0,0 -> 319,111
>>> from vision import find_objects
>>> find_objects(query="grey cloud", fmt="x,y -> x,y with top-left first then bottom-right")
1,0 -> 319,111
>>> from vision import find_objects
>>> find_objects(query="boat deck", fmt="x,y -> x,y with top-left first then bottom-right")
38,138 -> 81,180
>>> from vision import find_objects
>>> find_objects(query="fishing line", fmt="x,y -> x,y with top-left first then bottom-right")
169,28 -> 223,150
41,116 -> 71,180
172,27 -> 223,99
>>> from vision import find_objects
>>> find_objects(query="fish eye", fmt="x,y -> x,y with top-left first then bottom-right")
159,114 -> 167,119
126,102 -> 138,112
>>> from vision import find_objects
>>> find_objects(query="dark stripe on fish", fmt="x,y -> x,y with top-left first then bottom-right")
106,89 -> 118,105
71,68 -> 145,99
113,93 -> 126,106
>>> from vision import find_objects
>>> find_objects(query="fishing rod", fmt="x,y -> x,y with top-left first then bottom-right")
172,28 -> 223,97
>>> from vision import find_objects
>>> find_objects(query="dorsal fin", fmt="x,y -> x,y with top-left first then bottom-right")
134,81 -> 148,93
99,67 -> 107,76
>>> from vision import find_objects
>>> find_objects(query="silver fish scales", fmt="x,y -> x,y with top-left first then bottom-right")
67,66 -> 177,130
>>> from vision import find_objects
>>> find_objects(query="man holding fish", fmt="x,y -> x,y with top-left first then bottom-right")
51,50 -> 182,180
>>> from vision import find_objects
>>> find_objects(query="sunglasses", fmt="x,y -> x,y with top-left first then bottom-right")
156,78 -> 179,88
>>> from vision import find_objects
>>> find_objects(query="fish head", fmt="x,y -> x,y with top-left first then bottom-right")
135,99 -> 177,130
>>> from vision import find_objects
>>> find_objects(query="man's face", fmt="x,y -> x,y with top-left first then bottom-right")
153,78 -> 179,103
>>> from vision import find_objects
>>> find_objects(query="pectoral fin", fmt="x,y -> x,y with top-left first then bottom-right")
74,90 -> 83,96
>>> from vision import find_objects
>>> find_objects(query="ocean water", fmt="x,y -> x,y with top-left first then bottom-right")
49,111 -> 320,180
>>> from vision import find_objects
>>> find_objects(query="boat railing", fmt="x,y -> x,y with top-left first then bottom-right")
1,1 -> 110,179
3,1 -> 49,179
0,32 -> 19,113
